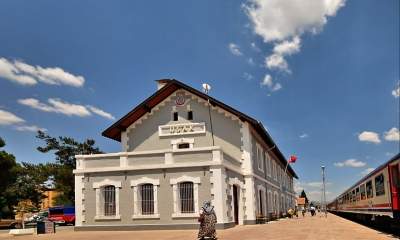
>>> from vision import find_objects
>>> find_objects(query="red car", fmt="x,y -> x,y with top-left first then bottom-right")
48,207 -> 75,225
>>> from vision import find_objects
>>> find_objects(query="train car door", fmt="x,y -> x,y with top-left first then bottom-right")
389,164 -> 400,212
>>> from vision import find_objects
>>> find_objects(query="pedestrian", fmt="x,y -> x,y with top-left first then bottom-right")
198,201 -> 217,240
301,207 -> 306,217
310,206 -> 316,216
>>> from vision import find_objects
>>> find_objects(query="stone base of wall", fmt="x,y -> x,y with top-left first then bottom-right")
75,222 -> 236,231
243,220 -> 257,225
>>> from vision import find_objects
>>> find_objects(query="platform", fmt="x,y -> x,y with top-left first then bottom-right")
0,213 -> 397,240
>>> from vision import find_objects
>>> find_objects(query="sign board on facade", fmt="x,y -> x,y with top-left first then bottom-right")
159,122 -> 206,137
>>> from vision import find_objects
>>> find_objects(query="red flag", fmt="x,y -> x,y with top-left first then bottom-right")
289,155 -> 297,163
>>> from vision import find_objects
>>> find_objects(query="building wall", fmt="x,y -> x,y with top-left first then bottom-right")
82,167 -> 211,226
125,90 -> 242,162
250,131 -> 296,217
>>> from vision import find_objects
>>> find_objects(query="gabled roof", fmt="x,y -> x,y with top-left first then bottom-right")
102,79 -> 298,179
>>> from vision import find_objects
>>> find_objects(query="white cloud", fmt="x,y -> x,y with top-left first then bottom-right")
250,42 -> 261,52
334,159 -> 366,168
358,131 -> 381,144
384,127 -> 400,141
299,133 -> 309,138
15,125 -> 47,132
228,43 -> 243,56
18,98 -> 91,117
247,58 -> 255,65
265,53 -> 289,72
0,109 -> 25,125
360,168 -> 374,176
18,98 -> 114,120
261,74 -> 273,87
260,74 -> 282,92
243,72 -> 254,81
271,82 -> 282,91
273,36 -> 301,56
244,0 -> 346,42
392,85 -> 400,98
87,105 -> 115,120
244,0 -> 345,73
0,57 -> 84,87
0,58 -> 37,85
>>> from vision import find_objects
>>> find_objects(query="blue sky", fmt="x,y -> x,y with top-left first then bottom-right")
0,0 -> 398,201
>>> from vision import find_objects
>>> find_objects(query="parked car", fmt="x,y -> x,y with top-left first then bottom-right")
48,206 -> 75,225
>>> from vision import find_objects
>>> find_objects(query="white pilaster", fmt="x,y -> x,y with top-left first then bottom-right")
210,167 -> 228,223
121,131 -> 128,152
74,173 -> 85,226
241,122 -> 253,175
120,155 -> 127,168
244,176 -> 256,221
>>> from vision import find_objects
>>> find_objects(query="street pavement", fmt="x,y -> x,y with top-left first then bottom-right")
0,213 -> 397,240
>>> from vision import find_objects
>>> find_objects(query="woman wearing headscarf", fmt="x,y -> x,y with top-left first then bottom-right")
197,201 -> 217,240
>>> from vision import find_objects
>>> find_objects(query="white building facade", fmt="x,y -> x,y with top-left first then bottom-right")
74,79 -> 298,230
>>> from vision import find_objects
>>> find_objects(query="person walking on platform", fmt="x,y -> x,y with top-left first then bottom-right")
198,201 -> 217,240
301,207 -> 306,217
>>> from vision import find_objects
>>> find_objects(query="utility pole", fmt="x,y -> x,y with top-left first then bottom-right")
321,166 -> 327,218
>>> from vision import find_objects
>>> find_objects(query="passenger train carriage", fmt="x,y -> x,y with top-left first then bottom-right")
328,153 -> 400,220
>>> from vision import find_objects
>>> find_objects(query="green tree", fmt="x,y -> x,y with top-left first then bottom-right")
36,131 -> 102,205
8,163 -> 56,208
0,137 -> 19,218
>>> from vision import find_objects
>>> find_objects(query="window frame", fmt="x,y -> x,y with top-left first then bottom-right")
366,180 -> 373,199
374,174 -> 385,196
131,177 -> 160,219
93,179 -> 122,220
256,144 -> 264,172
170,176 -> 200,218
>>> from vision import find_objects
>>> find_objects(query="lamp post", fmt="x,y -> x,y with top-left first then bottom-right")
321,166 -> 327,218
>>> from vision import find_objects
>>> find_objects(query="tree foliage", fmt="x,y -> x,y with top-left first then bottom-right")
0,137 -> 19,218
36,131 -> 102,205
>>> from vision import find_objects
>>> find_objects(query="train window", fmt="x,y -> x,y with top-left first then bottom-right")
360,184 -> 366,200
356,187 -> 360,201
352,189 -> 356,202
366,180 -> 373,198
375,174 -> 385,196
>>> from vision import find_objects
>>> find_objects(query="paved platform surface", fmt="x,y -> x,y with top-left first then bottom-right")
0,213 -> 397,240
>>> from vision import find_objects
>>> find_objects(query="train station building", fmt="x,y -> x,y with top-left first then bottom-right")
73,79 -> 298,230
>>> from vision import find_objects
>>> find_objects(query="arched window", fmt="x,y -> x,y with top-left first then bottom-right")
93,179 -> 122,220
140,184 -> 154,215
179,182 -> 194,213
131,177 -> 160,219
102,185 -> 116,216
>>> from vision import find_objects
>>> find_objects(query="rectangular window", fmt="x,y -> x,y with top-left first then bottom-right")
257,146 -> 264,172
265,153 -> 271,176
179,182 -> 194,213
178,143 -> 190,149
356,187 -> 360,201
375,174 -> 385,196
360,184 -> 366,200
173,112 -> 178,121
102,186 -> 116,216
188,111 -> 193,120
140,184 -> 154,215
366,180 -> 373,198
